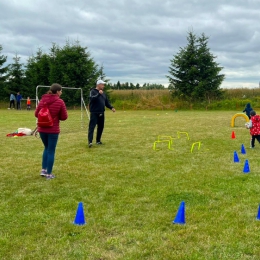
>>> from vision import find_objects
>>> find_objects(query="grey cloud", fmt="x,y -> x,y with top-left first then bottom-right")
1,0 -> 260,87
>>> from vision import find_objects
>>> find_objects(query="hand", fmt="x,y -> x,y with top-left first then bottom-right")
112,108 -> 116,112
99,90 -> 103,94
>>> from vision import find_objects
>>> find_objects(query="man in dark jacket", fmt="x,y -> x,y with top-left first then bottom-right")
88,79 -> 116,147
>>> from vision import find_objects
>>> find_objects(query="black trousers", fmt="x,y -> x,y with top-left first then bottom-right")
251,135 -> 260,147
88,113 -> 105,143
9,100 -> 15,108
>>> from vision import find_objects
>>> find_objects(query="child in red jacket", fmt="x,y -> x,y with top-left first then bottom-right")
246,110 -> 260,148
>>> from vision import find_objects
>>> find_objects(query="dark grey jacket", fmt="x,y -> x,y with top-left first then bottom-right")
89,88 -> 113,113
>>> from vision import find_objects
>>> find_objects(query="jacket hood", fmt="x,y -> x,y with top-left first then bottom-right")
40,94 -> 60,104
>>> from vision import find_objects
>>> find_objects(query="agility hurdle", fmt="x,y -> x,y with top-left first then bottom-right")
231,113 -> 249,127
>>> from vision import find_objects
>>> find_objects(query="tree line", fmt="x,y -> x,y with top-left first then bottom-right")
0,41 -> 103,105
0,31 -> 225,105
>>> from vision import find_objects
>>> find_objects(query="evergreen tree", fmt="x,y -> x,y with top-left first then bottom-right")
0,45 -> 9,100
48,40 -> 100,105
97,64 -> 108,82
25,48 -> 51,97
167,31 -> 225,103
130,83 -> 135,89
6,54 -> 26,96
116,81 -> 121,90
196,33 -> 225,102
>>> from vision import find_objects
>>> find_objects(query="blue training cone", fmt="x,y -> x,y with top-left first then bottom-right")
243,159 -> 250,173
234,151 -> 240,163
73,202 -> 86,225
173,201 -> 185,224
241,144 -> 246,154
256,205 -> 260,220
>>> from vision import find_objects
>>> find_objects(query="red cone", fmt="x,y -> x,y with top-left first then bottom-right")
231,131 -> 236,139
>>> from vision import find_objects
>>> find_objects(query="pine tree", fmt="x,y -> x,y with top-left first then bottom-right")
48,41 -> 99,92
167,31 -> 225,103
116,81 -> 121,90
196,33 -> 225,102
0,45 -> 9,100
6,54 -> 26,95
24,48 -> 51,96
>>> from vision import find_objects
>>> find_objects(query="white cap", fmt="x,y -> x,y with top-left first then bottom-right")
96,79 -> 106,85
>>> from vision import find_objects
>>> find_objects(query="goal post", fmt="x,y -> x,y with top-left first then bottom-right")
36,85 -> 89,133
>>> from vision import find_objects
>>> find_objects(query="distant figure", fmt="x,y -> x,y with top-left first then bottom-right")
243,103 -> 253,119
9,93 -> 16,109
16,92 -> 22,110
245,110 -> 260,148
27,97 -> 31,110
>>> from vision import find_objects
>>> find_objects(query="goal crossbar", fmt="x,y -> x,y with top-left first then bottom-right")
36,85 -> 89,132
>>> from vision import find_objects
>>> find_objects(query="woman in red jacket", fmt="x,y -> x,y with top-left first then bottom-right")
35,83 -> 68,179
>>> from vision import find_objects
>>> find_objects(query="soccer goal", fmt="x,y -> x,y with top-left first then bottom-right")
36,85 -> 90,134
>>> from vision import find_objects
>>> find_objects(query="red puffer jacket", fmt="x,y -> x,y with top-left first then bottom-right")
35,94 -> 68,134
250,115 -> 260,136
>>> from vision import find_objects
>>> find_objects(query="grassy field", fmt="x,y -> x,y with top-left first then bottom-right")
1,109 -> 260,259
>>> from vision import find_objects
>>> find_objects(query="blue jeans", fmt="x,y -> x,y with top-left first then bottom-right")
39,133 -> 59,174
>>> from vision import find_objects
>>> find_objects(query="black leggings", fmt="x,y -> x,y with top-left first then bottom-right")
251,135 -> 260,147
9,100 -> 15,108
88,113 -> 105,143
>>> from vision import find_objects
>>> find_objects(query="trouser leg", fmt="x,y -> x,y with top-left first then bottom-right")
96,113 -> 105,142
251,136 -> 256,147
255,135 -> 260,144
88,113 -> 98,143
9,101 -> 13,108
40,133 -> 59,174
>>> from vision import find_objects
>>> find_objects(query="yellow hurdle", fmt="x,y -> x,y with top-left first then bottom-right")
153,140 -> 173,150
191,142 -> 201,153
177,131 -> 190,140
231,113 -> 249,127
157,135 -> 175,145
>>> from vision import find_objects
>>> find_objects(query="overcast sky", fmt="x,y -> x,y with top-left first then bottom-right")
1,0 -> 260,88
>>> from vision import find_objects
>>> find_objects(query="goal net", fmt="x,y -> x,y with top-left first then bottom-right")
36,85 -> 89,134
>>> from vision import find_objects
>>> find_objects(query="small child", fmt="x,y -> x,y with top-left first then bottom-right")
243,103 -> 253,119
245,110 -> 260,148
27,97 -> 31,111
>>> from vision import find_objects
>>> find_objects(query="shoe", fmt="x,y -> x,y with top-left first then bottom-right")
40,169 -> 47,177
46,174 -> 55,180
250,146 -> 254,148
96,142 -> 103,145
88,143 -> 92,148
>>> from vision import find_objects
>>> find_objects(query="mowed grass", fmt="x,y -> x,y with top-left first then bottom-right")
1,109 -> 260,260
